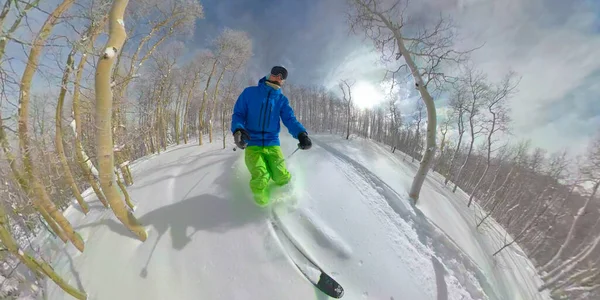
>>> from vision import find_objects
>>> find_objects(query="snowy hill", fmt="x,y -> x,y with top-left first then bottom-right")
37,134 -> 551,300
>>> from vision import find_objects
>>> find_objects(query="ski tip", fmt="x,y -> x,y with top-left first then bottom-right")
317,272 -> 344,298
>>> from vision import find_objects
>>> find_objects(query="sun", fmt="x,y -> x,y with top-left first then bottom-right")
351,81 -> 384,109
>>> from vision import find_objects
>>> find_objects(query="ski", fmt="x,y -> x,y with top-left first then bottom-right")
270,207 -> 344,298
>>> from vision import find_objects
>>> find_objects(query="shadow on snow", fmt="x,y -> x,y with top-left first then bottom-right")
74,151 -> 270,279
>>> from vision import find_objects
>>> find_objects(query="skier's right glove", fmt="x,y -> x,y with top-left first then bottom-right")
234,129 -> 250,149
297,132 -> 312,150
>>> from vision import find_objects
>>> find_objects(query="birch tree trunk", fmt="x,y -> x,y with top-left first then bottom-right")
477,167 -> 516,228
174,82 -> 184,144
95,0 -> 147,242
183,70 -> 200,144
71,19 -> 108,207
346,101 -> 351,140
115,169 -> 135,210
0,203 -> 87,299
199,59 -> 218,145
0,114 -> 67,242
468,72 -> 515,205
412,100 -> 424,162
339,80 -> 354,140
452,69 -> 485,193
111,2 -> 202,177
55,49 -> 89,214
467,153 -> 488,206
445,109 -> 465,185
433,117 -> 450,171
209,69 -> 226,143
17,0 -> 85,252
391,32 -> 437,203
539,233 -> 600,291
541,180 -> 599,273
348,1 -> 461,202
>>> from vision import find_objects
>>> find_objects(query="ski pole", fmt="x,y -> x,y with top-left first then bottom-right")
274,146 -> 300,166
287,146 -> 300,159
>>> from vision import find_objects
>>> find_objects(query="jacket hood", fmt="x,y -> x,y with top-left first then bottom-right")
258,76 -> 283,94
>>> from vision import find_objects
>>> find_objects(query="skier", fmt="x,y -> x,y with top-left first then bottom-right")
231,66 -> 312,207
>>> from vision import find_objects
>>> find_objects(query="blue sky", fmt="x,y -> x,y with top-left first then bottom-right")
3,0 -> 600,155
190,0 -> 379,86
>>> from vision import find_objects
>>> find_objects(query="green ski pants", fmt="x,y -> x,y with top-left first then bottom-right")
245,146 -> 291,197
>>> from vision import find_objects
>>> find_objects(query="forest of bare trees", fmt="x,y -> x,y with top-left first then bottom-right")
0,0 -> 597,299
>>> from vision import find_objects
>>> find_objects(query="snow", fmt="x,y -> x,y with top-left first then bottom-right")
0,273 -> 20,298
34,134 -> 550,300
314,135 -> 551,300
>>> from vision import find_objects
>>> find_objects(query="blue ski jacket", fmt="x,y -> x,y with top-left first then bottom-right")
231,76 -> 306,147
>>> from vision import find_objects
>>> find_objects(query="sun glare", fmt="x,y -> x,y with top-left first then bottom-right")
351,81 -> 384,109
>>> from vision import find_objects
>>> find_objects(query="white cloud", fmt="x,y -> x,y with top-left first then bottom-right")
441,0 -> 600,154
527,112 -> 600,154
371,0 -> 600,154
324,47 -> 385,86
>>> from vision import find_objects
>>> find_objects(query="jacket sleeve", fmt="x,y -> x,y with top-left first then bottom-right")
280,96 -> 306,139
231,89 -> 247,133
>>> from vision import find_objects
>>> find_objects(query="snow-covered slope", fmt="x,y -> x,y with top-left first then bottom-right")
37,134 -> 550,300
314,135 -> 551,300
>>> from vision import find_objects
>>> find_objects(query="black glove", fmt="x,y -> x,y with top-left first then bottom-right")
234,129 -> 250,149
297,132 -> 312,150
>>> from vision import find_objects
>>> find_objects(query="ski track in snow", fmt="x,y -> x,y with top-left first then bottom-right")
34,135 -> 548,300
287,203 -> 354,260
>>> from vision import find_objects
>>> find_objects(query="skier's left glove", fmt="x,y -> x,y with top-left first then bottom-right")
297,132 -> 312,150
234,128 -> 250,149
